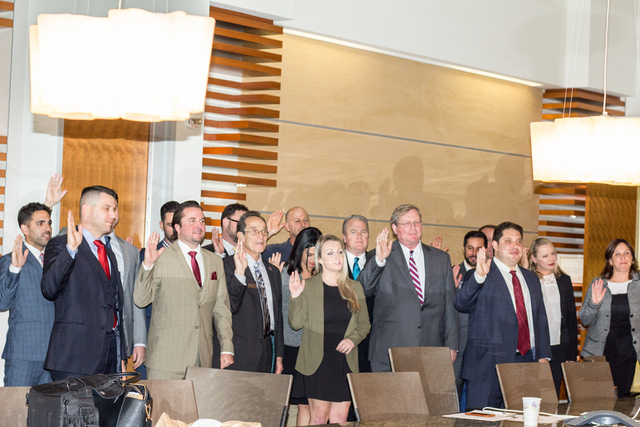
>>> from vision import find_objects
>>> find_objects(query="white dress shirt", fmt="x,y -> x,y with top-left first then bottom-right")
540,273 -> 562,346
474,257 -> 536,351
346,250 -> 367,275
176,240 -> 204,282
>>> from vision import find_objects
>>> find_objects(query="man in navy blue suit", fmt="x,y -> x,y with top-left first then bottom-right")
0,203 -> 55,386
42,186 -> 127,380
455,221 -> 551,410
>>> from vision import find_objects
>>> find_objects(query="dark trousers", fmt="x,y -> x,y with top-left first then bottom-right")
50,331 -> 118,381
255,334 -> 274,374
465,350 -> 534,411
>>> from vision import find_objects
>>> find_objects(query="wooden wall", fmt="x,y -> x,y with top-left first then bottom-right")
243,34 -> 542,264
61,119 -> 149,247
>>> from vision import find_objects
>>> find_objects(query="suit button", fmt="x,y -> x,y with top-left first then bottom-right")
102,305 -> 106,309
631,314 -> 634,318
259,339 -> 263,343
195,326 -> 199,329
633,329 -> 636,332
101,326 -> 105,330
417,326 -> 422,329
635,341 -> 638,345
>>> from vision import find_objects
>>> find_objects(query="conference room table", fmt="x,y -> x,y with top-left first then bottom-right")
318,397 -> 640,427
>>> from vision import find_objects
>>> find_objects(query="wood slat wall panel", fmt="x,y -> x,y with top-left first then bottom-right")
202,7 -> 282,233
0,18 -> 12,28
543,88 -> 624,106
0,1 -> 14,11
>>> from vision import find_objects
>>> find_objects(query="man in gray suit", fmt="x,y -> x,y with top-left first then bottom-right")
107,215 -> 146,370
0,203 -> 55,386
359,204 -> 459,372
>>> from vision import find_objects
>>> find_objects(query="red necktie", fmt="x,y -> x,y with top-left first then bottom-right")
510,270 -> 531,355
94,240 -> 110,280
188,251 -> 202,288
95,239 -> 116,329
409,250 -> 424,304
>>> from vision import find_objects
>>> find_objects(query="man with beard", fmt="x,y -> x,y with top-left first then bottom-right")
139,201 -> 179,262
453,230 -> 487,406
0,203 -> 54,385
42,186 -> 127,380
203,203 -> 248,258
134,201 -> 234,380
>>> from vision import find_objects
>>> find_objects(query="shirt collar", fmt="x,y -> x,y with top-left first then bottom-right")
247,253 -> 263,271
463,260 -> 473,271
177,239 -> 200,256
82,228 -> 100,244
222,238 -> 236,255
493,256 -> 520,274
24,241 -> 43,259
399,241 -> 422,258
346,250 -> 366,264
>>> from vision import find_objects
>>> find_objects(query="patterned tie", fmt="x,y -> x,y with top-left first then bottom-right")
510,270 -> 531,355
94,240 -> 110,280
409,250 -> 424,304
188,251 -> 202,288
353,257 -> 361,280
39,253 -> 44,266
254,263 -> 271,336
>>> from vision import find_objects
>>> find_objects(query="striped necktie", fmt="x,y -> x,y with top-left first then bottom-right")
409,250 -> 423,304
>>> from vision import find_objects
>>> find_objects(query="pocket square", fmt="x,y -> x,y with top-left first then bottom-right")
211,272 -> 217,280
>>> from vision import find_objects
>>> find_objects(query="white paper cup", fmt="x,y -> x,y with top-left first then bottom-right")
522,397 -> 542,426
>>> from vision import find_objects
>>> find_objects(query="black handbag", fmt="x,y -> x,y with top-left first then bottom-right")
27,372 -> 151,427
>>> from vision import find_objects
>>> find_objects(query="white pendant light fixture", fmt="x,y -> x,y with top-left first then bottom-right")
530,0 -> 640,186
29,7 -> 215,122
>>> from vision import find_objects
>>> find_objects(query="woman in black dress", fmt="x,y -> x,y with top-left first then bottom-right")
288,234 -> 370,425
579,239 -> 640,397
527,238 -> 578,395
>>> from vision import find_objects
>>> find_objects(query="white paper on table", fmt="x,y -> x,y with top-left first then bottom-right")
190,420 -> 222,427
443,412 -> 578,424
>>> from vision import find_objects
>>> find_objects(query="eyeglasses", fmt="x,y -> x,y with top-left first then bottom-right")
397,221 -> 422,229
228,219 -> 239,223
246,229 -> 268,236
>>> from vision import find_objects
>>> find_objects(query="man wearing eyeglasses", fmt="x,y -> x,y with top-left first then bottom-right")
359,204 -> 459,372
202,203 -> 248,257
212,211 -> 284,374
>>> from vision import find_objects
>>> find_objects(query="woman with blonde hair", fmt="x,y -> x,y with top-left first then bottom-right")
527,238 -> 578,396
288,234 -> 370,425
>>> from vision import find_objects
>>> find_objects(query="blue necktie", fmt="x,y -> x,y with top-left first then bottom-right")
353,257 -> 361,280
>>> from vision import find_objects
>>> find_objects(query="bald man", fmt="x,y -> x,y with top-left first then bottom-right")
263,207 -> 310,262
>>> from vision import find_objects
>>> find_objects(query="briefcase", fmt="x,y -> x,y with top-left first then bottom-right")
26,372 -> 150,427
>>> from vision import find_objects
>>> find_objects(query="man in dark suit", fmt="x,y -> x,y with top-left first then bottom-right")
202,203 -> 248,257
42,186 -> 127,380
0,203 -> 54,386
213,211 -> 284,374
342,214 -> 375,373
359,204 -> 459,372
455,221 -> 551,410
453,230 -> 488,405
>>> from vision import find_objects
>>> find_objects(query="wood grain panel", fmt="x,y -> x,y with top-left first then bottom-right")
214,27 -> 283,48
61,120 -> 149,248
211,56 -> 282,76
542,102 -> 625,116
543,88 -> 624,106
204,120 -> 279,132
204,146 -> 277,160
202,173 -> 276,187
0,18 -> 12,28
206,92 -> 280,104
203,133 -> 278,145
0,1 -> 14,11
0,136 -> 6,144
203,158 -> 277,173
208,78 -> 281,91
211,42 -> 282,62
201,190 -> 246,200
210,7 -> 283,33
538,187 -> 586,195
204,105 -> 280,118
200,204 -> 225,213
583,184 -> 637,293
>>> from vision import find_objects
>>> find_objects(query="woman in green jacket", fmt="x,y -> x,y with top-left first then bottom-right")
288,234 -> 370,425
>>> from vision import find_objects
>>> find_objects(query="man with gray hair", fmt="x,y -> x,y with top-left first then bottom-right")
359,204 -> 459,372
342,214 -> 375,372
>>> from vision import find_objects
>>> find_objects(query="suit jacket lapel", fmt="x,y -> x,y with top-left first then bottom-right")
24,244 -> 42,270
171,244 -> 201,294
115,236 -> 130,291
422,243 -> 432,293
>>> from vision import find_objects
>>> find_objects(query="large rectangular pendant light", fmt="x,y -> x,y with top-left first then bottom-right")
29,8 -> 215,122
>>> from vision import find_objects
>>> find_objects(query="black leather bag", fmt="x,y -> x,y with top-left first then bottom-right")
27,372 -> 151,427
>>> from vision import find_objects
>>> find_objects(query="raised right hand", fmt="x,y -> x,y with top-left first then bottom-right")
375,228 -> 392,263
475,247 -> 491,277
11,235 -> 28,268
234,240 -> 248,275
67,210 -> 83,252
289,270 -> 305,298
591,278 -> 607,305
143,232 -> 165,268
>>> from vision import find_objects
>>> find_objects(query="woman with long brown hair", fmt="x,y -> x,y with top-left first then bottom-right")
579,238 -> 640,397
527,238 -> 578,396
288,234 -> 370,425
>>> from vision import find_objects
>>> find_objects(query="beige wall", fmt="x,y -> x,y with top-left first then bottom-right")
246,34 -> 541,265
